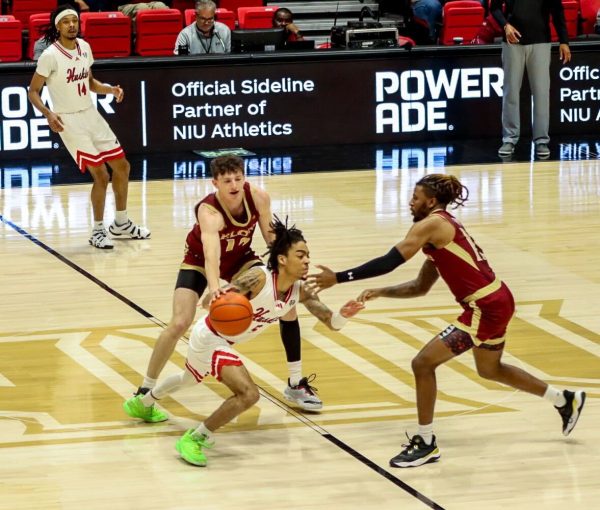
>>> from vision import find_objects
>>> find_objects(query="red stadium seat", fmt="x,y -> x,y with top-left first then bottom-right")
135,8 -> 182,56
0,15 -> 23,62
184,8 -> 194,25
28,12 -> 51,60
439,0 -> 485,45
184,8 -> 236,30
9,0 -> 57,24
237,6 -> 279,29
580,0 -> 600,35
550,0 -> 578,41
219,0 -> 263,20
80,12 -> 132,58
216,8 -> 236,30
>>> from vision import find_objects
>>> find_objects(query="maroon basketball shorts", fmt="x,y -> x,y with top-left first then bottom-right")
456,281 -> 515,347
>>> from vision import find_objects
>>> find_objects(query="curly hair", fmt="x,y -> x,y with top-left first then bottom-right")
266,216 -> 306,272
210,155 -> 244,179
416,174 -> 469,209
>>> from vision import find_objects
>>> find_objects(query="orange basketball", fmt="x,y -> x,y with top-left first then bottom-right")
209,292 -> 253,336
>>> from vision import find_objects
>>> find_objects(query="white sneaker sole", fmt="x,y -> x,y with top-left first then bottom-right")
283,392 -> 323,411
390,449 -> 441,468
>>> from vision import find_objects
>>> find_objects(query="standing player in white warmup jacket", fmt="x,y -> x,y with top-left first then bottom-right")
28,5 -> 150,249
123,217 -> 364,466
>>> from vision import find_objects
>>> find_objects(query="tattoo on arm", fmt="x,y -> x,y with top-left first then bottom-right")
230,268 -> 265,298
301,293 -> 333,325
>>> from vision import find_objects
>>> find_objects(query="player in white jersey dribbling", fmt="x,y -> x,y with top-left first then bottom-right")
28,4 -> 150,249
123,216 -> 364,466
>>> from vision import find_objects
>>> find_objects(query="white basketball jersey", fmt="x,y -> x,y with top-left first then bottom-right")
222,266 -> 301,345
36,38 -> 94,114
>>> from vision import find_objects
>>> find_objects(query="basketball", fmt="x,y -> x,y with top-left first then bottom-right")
209,292 -> 253,336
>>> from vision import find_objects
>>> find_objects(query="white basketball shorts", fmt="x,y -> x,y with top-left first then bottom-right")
58,107 -> 125,172
185,318 -> 243,383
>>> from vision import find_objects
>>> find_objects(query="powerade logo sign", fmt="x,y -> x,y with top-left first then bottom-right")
375,67 -> 503,133
0,86 -> 117,151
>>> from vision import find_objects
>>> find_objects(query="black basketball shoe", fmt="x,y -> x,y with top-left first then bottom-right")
556,390 -> 586,436
389,434 -> 440,468
134,386 -> 150,396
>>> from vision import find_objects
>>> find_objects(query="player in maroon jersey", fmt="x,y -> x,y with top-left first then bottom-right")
133,155 -> 322,414
309,173 -> 586,468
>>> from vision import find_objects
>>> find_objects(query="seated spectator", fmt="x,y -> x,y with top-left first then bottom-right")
272,7 -> 304,42
174,0 -> 231,54
118,1 -> 170,19
411,0 -> 442,43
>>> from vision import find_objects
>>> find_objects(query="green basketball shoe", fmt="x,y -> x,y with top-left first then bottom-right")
175,429 -> 215,467
123,395 -> 168,423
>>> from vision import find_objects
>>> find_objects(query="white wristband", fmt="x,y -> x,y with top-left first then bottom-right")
331,312 -> 348,330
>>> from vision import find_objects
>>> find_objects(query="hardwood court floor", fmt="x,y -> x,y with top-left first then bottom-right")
1,160 -> 599,509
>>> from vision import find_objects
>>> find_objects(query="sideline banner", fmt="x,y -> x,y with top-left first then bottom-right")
0,49 -> 598,158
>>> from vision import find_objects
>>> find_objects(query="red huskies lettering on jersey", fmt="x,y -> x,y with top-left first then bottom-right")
66,67 -> 89,83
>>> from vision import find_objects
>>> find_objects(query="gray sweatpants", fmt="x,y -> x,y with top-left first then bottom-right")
501,42 -> 551,145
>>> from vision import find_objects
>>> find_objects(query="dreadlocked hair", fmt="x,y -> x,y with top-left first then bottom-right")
42,4 -> 80,45
266,215 -> 306,272
416,174 -> 469,209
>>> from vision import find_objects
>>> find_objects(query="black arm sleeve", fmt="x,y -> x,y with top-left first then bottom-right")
335,247 -> 406,283
490,0 -> 508,28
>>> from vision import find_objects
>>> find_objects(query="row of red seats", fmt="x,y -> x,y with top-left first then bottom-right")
438,0 -> 585,46
3,0 -> 266,24
0,6 -> 282,61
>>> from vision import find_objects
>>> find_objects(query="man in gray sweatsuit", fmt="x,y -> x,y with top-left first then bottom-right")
491,0 -> 571,159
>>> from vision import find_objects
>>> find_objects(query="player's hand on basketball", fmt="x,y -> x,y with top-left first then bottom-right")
111,85 -> 124,103
357,288 -> 380,303
46,112 -> 64,133
203,287 -> 228,310
339,300 -> 365,318
307,265 -> 337,293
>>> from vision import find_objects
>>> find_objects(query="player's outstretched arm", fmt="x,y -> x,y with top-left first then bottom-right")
251,185 -> 275,248
198,203 -> 226,298
299,285 -> 364,330
307,217 -> 440,293
201,266 -> 266,309
357,259 -> 439,302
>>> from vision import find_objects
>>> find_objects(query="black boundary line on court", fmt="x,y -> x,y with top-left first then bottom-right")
1,214 -> 445,510
0,215 -> 165,327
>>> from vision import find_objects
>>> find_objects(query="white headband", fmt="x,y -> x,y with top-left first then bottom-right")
55,9 -> 78,26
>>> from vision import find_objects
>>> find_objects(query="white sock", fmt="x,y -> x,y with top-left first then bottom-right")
141,391 -> 157,407
142,376 -> 157,389
418,423 -> 434,445
93,221 -> 104,231
115,210 -> 128,225
543,386 -> 566,407
193,422 -> 213,440
287,361 -> 302,387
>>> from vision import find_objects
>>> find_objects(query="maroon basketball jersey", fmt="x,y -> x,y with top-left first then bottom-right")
182,182 -> 261,281
422,210 -> 497,302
